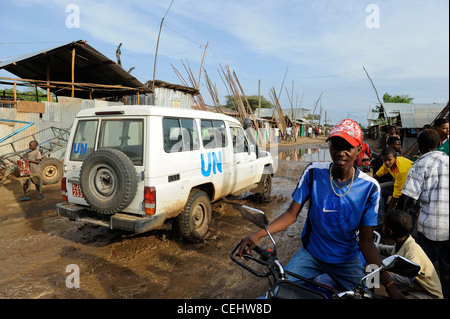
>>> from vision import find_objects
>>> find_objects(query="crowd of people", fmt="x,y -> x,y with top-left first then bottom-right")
273,125 -> 324,143
240,117 -> 449,299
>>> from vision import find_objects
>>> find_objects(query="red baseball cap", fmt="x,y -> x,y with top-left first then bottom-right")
326,119 -> 362,146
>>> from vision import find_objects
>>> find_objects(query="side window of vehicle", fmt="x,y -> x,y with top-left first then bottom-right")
201,120 -> 227,149
163,117 -> 199,153
230,127 -> 249,153
70,120 -> 98,161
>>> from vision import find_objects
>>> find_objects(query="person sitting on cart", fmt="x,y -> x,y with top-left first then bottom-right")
239,119 -> 405,298
20,140 -> 43,201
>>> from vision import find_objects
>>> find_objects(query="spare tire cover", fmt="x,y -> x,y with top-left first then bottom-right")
80,148 -> 137,215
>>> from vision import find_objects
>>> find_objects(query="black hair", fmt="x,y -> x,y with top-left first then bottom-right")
383,210 -> 412,238
418,129 -> 440,152
386,136 -> 401,146
434,118 -> 448,128
381,147 -> 396,157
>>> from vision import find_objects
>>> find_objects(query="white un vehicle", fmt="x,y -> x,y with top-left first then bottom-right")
57,105 -> 274,241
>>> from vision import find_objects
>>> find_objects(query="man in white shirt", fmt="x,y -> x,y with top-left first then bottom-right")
403,129 -> 449,299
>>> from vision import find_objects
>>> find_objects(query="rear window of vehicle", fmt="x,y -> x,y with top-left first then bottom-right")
70,120 -> 98,161
98,119 -> 144,165
201,120 -> 227,149
163,117 -> 200,153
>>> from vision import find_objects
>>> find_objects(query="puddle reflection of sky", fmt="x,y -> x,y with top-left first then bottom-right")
278,147 -> 331,162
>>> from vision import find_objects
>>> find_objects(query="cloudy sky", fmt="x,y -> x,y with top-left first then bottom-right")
1,0 -> 448,125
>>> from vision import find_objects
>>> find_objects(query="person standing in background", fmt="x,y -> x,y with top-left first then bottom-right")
433,118 -> 449,146
20,140 -> 43,201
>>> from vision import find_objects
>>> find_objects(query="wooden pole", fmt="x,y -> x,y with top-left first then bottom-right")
198,41 -> 209,88
258,79 -> 261,118
71,47 -> 75,97
46,57 -> 51,102
152,17 -> 164,104
0,76 -> 146,92
152,0 -> 173,104
13,81 -> 17,108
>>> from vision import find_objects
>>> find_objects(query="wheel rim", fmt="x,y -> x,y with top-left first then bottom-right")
192,202 -> 207,228
43,165 -> 57,178
90,164 -> 118,197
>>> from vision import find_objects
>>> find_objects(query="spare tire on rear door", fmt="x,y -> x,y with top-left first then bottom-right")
80,148 -> 137,215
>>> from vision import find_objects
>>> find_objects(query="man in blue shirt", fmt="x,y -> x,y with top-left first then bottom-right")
239,119 -> 404,298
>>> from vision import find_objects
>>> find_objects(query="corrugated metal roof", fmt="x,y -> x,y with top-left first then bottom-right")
0,40 -> 151,99
367,111 -> 379,120
399,108 -> 443,128
383,103 -> 446,118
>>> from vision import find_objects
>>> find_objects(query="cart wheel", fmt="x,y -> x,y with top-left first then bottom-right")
40,158 -> 63,185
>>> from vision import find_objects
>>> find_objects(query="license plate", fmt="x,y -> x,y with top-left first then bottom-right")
72,183 -> 84,198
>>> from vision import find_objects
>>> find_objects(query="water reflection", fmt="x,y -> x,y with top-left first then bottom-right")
278,147 -> 331,162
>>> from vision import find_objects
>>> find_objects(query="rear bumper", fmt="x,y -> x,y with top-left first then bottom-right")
56,202 -> 165,233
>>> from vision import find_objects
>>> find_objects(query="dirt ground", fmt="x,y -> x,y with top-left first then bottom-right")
0,135 -> 371,299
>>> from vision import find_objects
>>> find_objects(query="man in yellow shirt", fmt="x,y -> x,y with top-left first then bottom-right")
375,147 -> 412,220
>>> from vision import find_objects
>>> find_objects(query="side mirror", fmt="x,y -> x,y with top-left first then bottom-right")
382,255 -> 420,278
240,205 -> 268,229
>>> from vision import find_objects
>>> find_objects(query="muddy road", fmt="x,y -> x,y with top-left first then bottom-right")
0,138 -> 328,299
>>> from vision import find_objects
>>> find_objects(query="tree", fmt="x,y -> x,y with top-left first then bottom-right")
382,93 -> 414,103
223,95 -> 274,111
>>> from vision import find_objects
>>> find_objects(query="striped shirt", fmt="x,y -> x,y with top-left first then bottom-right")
402,151 -> 449,241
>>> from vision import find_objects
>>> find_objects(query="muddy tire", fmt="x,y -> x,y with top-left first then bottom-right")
255,174 -> 271,203
176,189 -> 212,242
80,148 -> 137,215
40,158 -> 63,185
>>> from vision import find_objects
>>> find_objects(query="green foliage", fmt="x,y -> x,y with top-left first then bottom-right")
382,93 -> 414,103
306,114 -> 320,120
223,95 -> 274,111
1,87 -> 55,102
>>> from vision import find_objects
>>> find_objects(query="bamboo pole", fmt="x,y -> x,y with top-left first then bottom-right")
152,17 -> 164,104
198,41 -> 209,88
